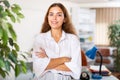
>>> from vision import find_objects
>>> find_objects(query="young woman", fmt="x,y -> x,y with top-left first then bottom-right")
32,3 -> 81,80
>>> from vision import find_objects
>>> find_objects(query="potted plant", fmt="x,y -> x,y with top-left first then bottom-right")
0,0 -> 27,78
108,19 -> 120,72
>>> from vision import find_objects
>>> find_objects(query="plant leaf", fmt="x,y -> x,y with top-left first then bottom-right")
6,9 -> 16,23
0,25 -> 3,39
8,52 -> 17,64
14,43 -> 20,51
20,54 -> 27,60
20,61 -> 27,73
7,23 -> 17,41
13,4 -> 21,11
0,68 -> 6,78
17,13 -> 24,18
11,6 -> 19,14
9,38 -> 14,46
3,0 -> 10,8
3,45 -> 10,57
0,58 -> 5,68
0,5 -> 3,12
15,64 -> 21,77
0,11 -> 8,18
12,49 -> 18,57
9,14 -> 16,23
5,60 -> 11,71
2,29 -> 8,45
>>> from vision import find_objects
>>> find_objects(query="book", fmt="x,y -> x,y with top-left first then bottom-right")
89,65 -> 111,76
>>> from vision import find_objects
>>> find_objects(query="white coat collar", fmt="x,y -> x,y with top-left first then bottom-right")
46,30 -> 66,42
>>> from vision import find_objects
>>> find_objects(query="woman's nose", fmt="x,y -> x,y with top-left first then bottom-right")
53,15 -> 57,20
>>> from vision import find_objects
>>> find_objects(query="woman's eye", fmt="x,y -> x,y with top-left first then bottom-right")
57,14 -> 62,16
48,13 -> 53,16
48,13 -> 63,17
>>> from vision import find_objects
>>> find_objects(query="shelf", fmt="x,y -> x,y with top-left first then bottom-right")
71,8 -> 96,51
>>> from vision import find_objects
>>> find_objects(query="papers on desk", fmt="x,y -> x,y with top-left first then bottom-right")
89,65 -> 111,76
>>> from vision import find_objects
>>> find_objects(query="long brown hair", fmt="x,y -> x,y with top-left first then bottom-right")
41,3 -> 76,35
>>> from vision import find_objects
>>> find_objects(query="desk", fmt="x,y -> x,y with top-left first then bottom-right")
99,75 -> 119,80
82,66 -> 119,80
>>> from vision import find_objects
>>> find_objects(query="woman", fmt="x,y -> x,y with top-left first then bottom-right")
32,3 -> 81,80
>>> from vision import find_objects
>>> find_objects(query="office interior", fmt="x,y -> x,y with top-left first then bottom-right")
1,0 -> 120,80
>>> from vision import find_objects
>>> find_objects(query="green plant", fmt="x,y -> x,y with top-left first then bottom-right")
0,0 -> 27,78
108,19 -> 120,72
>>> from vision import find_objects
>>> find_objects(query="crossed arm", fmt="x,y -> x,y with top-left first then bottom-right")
35,48 -> 71,71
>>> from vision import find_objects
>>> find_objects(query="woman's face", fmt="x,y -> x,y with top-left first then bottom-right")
48,6 -> 65,30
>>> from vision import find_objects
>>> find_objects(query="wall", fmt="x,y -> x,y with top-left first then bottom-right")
10,0 -> 80,52
95,8 -> 120,45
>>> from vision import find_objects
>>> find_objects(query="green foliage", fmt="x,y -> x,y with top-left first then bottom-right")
108,19 -> 120,72
0,0 -> 27,78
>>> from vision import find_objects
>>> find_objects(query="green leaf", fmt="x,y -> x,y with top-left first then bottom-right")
6,9 -> 16,23
10,62 -> 15,70
5,60 -> 11,71
9,14 -> 16,23
12,49 -> 18,57
16,17 -> 20,23
0,58 -> 5,68
11,6 -> 19,14
21,54 -> 27,60
0,68 -> 6,78
17,13 -> 24,18
13,4 -> 21,11
3,0 -> 10,8
9,38 -> 14,46
3,45 -> 10,57
15,64 -> 21,77
7,23 -> 17,41
14,43 -> 20,51
0,5 -> 4,12
0,49 -> 4,57
8,52 -> 17,64
2,29 -> 8,45
20,61 -> 27,73
22,66 -> 27,73
0,11 -> 8,18
0,26 -> 3,39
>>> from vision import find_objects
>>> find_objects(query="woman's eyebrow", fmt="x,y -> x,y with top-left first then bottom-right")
49,12 -> 63,14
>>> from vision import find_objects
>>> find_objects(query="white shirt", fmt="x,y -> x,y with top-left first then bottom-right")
32,30 -> 82,79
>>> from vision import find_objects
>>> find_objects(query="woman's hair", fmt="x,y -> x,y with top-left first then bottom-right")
41,3 -> 76,35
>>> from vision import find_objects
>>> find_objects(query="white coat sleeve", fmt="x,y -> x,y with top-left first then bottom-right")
32,35 -> 50,77
65,36 -> 82,79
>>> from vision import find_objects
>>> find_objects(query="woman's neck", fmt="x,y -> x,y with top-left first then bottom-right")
51,29 -> 62,43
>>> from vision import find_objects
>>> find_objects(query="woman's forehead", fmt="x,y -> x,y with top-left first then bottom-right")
49,6 -> 63,13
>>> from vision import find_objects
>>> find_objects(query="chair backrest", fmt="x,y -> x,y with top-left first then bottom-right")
81,50 -> 87,66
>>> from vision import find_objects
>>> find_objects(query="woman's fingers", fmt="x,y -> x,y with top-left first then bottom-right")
35,48 -> 48,58
38,53 -> 47,58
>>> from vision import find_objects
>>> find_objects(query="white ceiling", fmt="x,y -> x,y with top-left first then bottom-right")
64,0 -> 120,7
68,0 -> 120,3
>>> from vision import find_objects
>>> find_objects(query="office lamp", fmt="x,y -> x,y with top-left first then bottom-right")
85,46 -> 103,79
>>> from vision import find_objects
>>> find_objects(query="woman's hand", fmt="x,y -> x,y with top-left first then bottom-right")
62,57 -> 71,62
55,64 -> 71,71
54,57 -> 71,71
45,57 -> 71,70
35,48 -> 48,58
